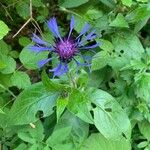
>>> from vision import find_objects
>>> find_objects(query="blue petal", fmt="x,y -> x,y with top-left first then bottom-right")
68,15 -> 75,39
47,17 -> 62,39
86,30 -> 96,40
38,58 -> 52,68
32,34 -> 48,45
49,62 -> 69,77
30,45 -> 53,53
76,23 -> 90,39
79,43 -> 100,50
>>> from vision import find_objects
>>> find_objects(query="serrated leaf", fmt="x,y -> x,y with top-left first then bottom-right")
0,20 -> 10,40
9,82 -> 59,125
110,13 -> 129,28
11,71 -> 31,89
88,88 -> 131,140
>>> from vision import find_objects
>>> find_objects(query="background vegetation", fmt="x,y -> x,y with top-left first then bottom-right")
0,0 -> 150,149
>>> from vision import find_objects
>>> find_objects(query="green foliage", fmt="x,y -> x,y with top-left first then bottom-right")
0,0 -> 150,149
0,20 -> 10,40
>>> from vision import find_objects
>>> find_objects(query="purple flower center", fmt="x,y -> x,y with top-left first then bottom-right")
56,40 -> 77,62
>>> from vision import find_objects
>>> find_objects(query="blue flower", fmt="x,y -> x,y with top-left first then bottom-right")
30,16 -> 99,77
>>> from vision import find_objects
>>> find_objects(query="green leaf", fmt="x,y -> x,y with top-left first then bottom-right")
18,132 -> 36,144
98,0 -> 116,8
0,20 -> 10,40
0,40 -> 11,55
126,5 -> 150,23
56,97 -> 68,122
41,71 -> 70,93
134,73 -> 150,103
9,82 -> 59,125
11,71 -> 31,89
0,54 -> 16,74
110,13 -> 129,28
16,2 -> 30,19
88,88 -> 131,140
19,36 -> 31,47
138,121 -> 150,140
100,39 -> 114,52
19,45 -> 48,69
80,133 -> 131,150
14,143 -> 27,150
121,0 -> 132,7
0,109 -> 5,114
137,141 -> 148,148
47,111 -> 89,150
92,51 -> 110,71
60,0 -> 89,8
28,121 -> 44,142
67,89 -> 93,124
112,31 -> 144,60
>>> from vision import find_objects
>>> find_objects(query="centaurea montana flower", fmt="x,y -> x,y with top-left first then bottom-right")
30,16 -> 99,77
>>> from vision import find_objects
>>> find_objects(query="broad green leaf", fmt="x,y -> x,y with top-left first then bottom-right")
80,133 -> 131,150
100,39 -> 114,52
16,2 -> 30,19
112,31 -> 144,60
67,89 -> 93,124
88,88 -> 131,140
56,97 -> 68,122
0,73 -> 12,88
18,132 -> 36,144
126,5 -> 150,23
138,121 -> 150,140
41,71 -> 70,92
0,20 -> 10,40
14,143 -> 27,150
0,40 -> 11,55
19,45 -> 48,69
92,51 -> 110,71
134,73 -> 150,103
121,0 -> 132,7
47,111 -> 89,150
9,82 -> 59,125
110,13 -> 129,28
0,54 -> 16,74
19,36 -> 31,47
60,0 -> 89,8
11,71 -> 31,89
